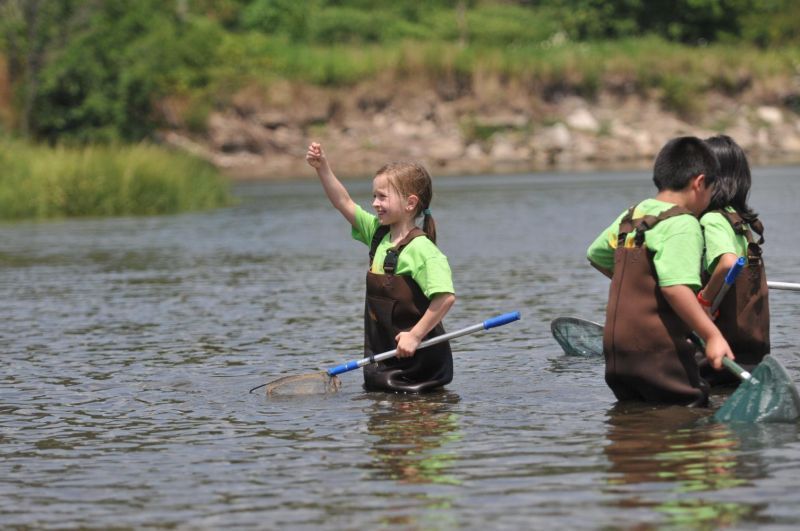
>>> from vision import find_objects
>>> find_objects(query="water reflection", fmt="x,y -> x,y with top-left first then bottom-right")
2,169 -> 800,527
361,392 -> 462,485
602,403 -> 764,528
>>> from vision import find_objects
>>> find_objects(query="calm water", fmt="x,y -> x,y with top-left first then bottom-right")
2,167 -> 800,529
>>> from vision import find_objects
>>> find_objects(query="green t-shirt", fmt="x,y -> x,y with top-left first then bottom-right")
351,205 -> 454,298
586,198 -> 703,289
700,207 -> 748,274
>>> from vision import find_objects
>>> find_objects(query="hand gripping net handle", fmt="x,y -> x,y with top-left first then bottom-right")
326,311 -> 521,376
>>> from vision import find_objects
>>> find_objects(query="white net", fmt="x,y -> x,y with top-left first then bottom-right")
263,372 -> 343,396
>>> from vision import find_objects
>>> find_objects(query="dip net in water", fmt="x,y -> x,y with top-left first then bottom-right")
550,317 -> 604,357
714,356 -> 800,423
263,372 -> 342,397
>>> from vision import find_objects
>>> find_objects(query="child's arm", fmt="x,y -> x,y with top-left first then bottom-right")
306,142 -> 356,226
661,284 -> 733,370
587,225 -> 616,279
589,260 -> 613,279
697,252 -> 739,312
395,293 -> 456,358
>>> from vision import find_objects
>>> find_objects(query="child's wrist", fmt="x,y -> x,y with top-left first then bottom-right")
697,291 -> 713,307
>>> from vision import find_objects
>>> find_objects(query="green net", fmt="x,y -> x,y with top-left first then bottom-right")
550,317 -> 604,357
713,356 -> 800,423
263,372 -> 342,397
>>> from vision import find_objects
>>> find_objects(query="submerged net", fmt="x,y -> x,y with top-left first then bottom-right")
550,317 -> 604,357
713,356 -> 800,423
263,372 -> 342,397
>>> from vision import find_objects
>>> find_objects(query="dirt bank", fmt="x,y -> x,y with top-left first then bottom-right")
160,74 -> 800,180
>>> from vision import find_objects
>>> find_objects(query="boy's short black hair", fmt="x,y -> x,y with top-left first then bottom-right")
652,136 -> 719,191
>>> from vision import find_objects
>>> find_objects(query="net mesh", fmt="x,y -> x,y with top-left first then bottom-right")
551,317 -> 604,357
264,372 -> 342,397
713,356 -> 800,423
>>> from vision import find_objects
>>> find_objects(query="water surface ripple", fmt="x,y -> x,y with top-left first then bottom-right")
2,167 -> 799,529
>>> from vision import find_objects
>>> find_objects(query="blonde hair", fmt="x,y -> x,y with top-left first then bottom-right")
375,161 -> 437,243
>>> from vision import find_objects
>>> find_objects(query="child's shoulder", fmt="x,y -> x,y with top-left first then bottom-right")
700,206 -> 736,225
405,233 -> 448,261
637,199 -> 699,237
635,198 -> 688,217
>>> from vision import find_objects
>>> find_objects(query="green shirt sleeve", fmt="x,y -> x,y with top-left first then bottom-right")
587,211 -> 626,272
351,204 -> 380,246
401,239 -> 455,298
700,210 -> 741,274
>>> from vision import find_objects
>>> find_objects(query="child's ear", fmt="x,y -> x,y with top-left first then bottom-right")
406,194 -> 420,211
693,173 -> 707,190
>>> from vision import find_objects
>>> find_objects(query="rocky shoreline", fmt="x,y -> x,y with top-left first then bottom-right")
160,77 -> 800,180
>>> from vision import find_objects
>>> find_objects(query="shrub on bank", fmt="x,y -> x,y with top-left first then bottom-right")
0,140 -> 230,220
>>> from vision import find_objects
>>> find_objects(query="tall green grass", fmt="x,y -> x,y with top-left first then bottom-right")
203,33 -> 799,116
0,140 -> 230,220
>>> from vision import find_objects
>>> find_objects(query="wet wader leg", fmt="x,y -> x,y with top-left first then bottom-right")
362,228 -> 453,393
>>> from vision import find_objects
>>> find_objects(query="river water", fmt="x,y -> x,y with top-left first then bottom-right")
2,166 -> 799,529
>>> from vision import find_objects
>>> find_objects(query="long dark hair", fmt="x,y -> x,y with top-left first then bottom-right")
705,134 -> 758,224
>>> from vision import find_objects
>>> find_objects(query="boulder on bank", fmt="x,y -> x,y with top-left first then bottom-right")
161,80 -> 800,180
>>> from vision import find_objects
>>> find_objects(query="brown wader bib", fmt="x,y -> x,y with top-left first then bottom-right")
362,226 -> 453,393
699,210 -> 769,385
604,205 -> 709,406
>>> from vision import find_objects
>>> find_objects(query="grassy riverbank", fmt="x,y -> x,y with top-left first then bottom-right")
2,2 -> 799,187
0,140 -> 230,220
210,35 -> 799,117
3,1 -> 799,145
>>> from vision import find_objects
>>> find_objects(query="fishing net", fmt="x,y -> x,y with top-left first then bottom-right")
550,317 -> 604,357
262,372 -> 342,397
713,356 -> 800,423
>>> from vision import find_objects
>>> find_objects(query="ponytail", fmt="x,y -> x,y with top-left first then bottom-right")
422,209 -> 437,244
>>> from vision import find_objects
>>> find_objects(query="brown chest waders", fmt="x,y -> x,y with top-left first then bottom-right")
699,210 -> 770,386
362,226 -> 453,393
603,205 -> 709,406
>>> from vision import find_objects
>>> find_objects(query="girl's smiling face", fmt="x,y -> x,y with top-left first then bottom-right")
371,173 -> 405,225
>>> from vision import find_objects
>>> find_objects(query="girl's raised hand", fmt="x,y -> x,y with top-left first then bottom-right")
306,142 -> 326,169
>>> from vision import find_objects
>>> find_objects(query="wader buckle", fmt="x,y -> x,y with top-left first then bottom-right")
384,249 -> 398,274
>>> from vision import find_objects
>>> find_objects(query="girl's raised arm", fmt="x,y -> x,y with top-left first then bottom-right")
306,142 -> 356,226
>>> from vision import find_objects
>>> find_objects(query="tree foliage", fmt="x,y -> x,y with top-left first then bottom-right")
0,0 -> 798,144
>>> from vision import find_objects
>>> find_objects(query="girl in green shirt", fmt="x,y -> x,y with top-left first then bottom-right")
698,135 -> 770,384
306,142 -> 456,393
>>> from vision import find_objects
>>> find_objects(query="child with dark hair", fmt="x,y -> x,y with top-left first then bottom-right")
587,136 -> 734,406
306,142 -> 455,393
697,135 -> 769,385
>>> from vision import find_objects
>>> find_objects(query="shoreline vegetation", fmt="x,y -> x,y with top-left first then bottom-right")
2,1 -> 800,217
163,36 -> 800,180
0,140 -> 230,220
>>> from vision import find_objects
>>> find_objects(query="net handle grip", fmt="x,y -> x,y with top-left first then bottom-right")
695,258 -> 756,383
711,256 -> 745,310
325,311 -> 521,376
722,357 -> 753,381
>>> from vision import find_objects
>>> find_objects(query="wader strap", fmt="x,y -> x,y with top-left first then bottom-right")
369,225 -> 391,267
618,204 -> 692,247
384,228 -> 426,274
717,209 -> 765,245
369,226 -> 426,274
617,207 -> 637,247
717,209 -> 765,264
